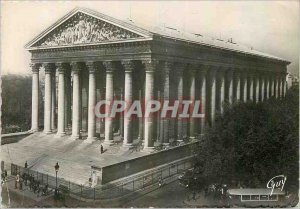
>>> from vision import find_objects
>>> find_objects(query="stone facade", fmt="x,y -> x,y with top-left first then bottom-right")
26,8 -> 290,151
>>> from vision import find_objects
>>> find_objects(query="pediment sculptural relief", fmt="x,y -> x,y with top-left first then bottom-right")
34,12 -> 143,47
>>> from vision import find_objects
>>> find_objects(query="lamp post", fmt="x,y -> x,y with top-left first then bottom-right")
54,162 -> 59,195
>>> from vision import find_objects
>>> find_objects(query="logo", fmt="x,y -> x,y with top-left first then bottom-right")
266,175 -> 287,196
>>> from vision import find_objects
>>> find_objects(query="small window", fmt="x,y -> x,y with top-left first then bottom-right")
260,195 -> 269,200
251,195 -> 259,200
242,195 -> 250,201
269,195 -> 277,200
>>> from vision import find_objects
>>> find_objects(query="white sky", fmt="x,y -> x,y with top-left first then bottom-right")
1,0 -> 299,76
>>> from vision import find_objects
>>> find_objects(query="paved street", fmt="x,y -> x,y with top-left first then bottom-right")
123,180 -> 189,208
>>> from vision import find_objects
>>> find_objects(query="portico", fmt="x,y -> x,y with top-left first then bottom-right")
26,7 -> 290,152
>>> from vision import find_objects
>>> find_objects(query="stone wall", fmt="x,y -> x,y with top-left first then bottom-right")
94,142 -> 198,184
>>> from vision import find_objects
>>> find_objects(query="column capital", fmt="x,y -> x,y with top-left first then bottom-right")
30,63 -> 41,73
142,59 -> 159,72
70,62 -> 81,73
43,63 -> 55,73
198,64 -> 210,74
121,60 -> 135,72
174,62 -> 187,72
85,61 -> 97,74
56,62 -> 69,72
103,61 -> 115,72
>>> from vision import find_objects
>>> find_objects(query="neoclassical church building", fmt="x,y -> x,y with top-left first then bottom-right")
26,7 -> 290,152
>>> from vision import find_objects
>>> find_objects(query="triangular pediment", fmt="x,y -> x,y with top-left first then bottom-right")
26,8 -> 152,49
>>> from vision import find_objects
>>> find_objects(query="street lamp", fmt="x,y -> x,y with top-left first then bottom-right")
54,162 -> 59,195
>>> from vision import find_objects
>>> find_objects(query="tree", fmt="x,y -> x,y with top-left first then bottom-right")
193,86 -> 299,192
1,74 -> 44,133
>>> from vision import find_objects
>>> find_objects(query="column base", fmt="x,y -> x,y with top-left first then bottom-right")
43,130 -> 52,135
70,135 -> 81,140
142,146 -> 155,153
121,143 -> 134,151
103,140 -> 115,146
85,137 -> 97,143
29,128 -> 38,133
55,132 -> 66,138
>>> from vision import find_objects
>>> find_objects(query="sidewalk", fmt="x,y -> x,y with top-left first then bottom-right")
1,178 -> 54,207
183,191 -> 225,207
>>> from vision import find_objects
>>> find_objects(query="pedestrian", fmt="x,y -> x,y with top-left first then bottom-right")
19,178 -> 23,190
100,145 -> 104,154
15,174 -> 20,189
4,170 -> 7,179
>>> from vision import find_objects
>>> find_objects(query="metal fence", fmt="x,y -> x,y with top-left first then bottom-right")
8,157 -> 193,200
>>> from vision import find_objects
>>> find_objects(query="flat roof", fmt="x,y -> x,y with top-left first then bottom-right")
228,188 -> 285,195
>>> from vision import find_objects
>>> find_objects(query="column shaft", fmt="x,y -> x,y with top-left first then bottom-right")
241,73 -> 247,102
162,62 -> 171,144
31,64 -> 40,132
71,63 -> 81,139
210,70 -> 216,126
199,70 -> 207,134
43,64 -> 52,134
177,66 -> 184,141
247,74 -> 254,101
104,62 -> 114,145
51,71 -> 56,130
86,62 -> 97,142
123,61 -> 134,147
189,69 -> 195,138
226,70 -> 233,104
56,64 -> 66,137
143,60 -> 156,151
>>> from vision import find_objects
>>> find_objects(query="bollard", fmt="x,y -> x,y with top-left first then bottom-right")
93,188 -> 95,200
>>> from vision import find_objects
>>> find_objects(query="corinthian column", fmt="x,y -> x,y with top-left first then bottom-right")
30,63 -> 41,132
70,62 -> 81,139
176,63 -> 185,141
56,63 -> 66,137
281,74 -> 286,97
188,67 -> 196,139
103,61 -> 115,145
199,67 -> 207,135
269,75 -> 274,97
260,74 -> 265,101
274,75 -> 279,98
86,62 -> 97,142
209,69 -> 216,126
264,74 -> 269,100
216,69 -> 225,114
240,71 -> 247,102
247,72 -> 254,101
162,62 -> 171,144
253,74 -> 259,103
122,60 -> 134,147
143,60 -> 157,152
277,75 -> 282,98
233,70 -> 241,101
225,69 -> 233,104
51,70 -> 56,130
43,63 -> 53,134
